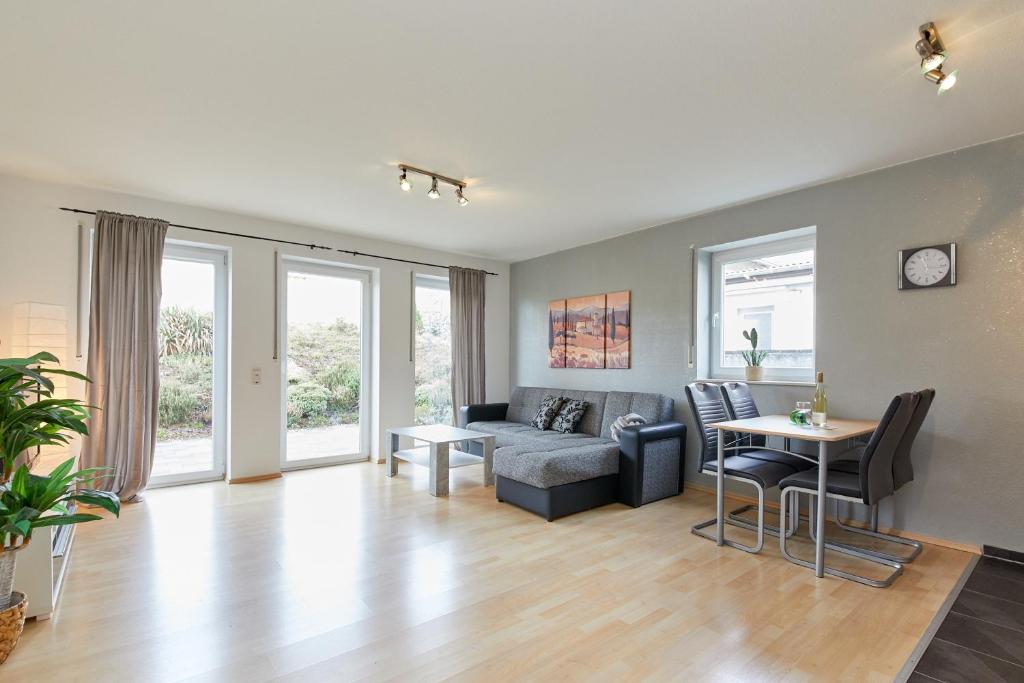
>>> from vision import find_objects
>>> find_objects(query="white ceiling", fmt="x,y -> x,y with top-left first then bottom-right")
2,2 -> 1023,261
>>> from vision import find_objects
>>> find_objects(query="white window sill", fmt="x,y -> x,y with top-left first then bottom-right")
698,378 -> 815,388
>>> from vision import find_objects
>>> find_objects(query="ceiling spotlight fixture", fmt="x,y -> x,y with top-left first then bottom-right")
925,67 -> 959,94
916,22 -> 957,94
397,164 -> 469,206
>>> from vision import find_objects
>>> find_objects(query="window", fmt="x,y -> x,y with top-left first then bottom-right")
280,259 -> 371,469
152,243 -> 228,486
414,274 -> 452,425
710,233 -> 815,381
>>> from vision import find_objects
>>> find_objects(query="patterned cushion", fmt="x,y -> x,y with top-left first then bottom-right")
551,399 -> 589,434
530,395 -> 564,430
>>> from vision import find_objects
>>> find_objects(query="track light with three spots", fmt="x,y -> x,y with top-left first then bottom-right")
397,164 -> 469,206
916,22 -> 958,95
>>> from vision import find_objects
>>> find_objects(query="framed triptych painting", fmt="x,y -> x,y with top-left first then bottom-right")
566,294 -> 606,368
547,299 -> 567,368
546,290 -> 630,369
604,290 -> 631,369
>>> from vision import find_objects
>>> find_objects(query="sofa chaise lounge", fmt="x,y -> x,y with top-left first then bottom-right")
459,387 -> 686,520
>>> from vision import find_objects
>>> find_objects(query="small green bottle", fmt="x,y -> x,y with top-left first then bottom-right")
811,371 -> 828,427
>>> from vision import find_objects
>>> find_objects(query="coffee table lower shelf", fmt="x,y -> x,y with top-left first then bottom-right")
392,447 -> 483,469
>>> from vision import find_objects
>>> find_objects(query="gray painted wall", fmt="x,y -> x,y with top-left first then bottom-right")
510,133 -> 1024,550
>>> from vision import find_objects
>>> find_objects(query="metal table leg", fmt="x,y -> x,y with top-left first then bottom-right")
716,427 -> 725,546
386,431 -> 399,477
815,440 -> 828,577
482,436 -> 495,486
429,441 -> 450,497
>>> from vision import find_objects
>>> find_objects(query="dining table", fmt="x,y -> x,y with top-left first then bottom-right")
707,414 -> 879,577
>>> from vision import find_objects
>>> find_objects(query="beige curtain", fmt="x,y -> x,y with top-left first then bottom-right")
449,267 -> 487,418
82,211 -> 168,502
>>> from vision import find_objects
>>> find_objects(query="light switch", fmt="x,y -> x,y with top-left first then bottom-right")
251,367 -> 262,385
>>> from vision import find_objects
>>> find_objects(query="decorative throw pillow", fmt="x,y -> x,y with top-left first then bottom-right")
531,395 -> 565,430
551,399 -> 589,434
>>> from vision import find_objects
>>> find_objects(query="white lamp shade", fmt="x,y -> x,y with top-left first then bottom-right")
12,302 -> 71,466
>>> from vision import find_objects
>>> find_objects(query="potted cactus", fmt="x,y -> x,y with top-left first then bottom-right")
0,352 -> 120,664
741,328 -> 769,381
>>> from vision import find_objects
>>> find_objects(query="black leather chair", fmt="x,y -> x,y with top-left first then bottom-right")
719,381 -> 811,534
830,388 -> 935,562
779,393 -> 917,587
688,382 -> 808,553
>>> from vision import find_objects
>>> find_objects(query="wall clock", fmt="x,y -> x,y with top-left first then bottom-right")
898,243 -> 956,290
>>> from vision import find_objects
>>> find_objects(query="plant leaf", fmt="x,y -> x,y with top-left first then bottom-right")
30,513 -> 103,528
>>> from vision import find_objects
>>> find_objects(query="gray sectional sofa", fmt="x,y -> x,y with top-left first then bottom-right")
459,387 -> 686,520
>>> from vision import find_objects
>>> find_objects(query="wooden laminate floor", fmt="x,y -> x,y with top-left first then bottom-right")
4,462 -> 973,682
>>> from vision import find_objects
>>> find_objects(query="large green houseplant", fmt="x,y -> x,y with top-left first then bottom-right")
0,353 -> 120,620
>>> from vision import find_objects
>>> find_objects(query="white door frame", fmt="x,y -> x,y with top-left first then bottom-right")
150,241 -> 229,488
279,256 -> 372,470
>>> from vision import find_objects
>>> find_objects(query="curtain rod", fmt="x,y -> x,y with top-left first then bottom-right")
59,207 -> 499,276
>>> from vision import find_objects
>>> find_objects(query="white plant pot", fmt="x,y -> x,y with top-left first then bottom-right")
745,366 -> 764,382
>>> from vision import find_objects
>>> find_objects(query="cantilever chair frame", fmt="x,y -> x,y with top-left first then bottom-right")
781,488 -> 904,588
691,440 -> 807,553
830,443 -> 923,564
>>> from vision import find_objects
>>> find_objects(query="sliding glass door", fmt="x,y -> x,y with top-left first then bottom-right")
152,243 -> 228,486
281,259 -> 370,469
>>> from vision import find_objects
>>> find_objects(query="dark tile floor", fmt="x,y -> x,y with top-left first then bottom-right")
914,556 -> 1024,682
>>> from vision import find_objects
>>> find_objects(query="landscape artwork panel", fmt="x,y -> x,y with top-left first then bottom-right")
547,299 -> 567,368
565,294 -> 606,369
605,290 -> 631,368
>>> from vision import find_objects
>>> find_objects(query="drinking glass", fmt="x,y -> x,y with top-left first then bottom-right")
790,401 -> 812,425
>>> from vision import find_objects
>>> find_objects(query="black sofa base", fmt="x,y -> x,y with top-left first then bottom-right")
496,474 -> 619,521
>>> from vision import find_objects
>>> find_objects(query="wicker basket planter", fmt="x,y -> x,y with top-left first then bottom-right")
0,591 -> 27,665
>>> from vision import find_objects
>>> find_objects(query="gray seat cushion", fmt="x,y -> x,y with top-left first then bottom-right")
493,442 -> 620,489
466,420 -> 545,447
779,468 -> 863,499
701,455 -> 797,489
740,448 -> 813,472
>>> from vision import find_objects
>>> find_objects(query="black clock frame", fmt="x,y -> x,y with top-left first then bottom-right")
898,242 -> 956,290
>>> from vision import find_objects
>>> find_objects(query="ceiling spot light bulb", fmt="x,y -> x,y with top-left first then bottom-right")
456,187 -> 469,206
937,68 -> 958,93
427,178 -> 440,199
925,68 -> 958,94
920,51 -> 946,73
399,170 -> 412,192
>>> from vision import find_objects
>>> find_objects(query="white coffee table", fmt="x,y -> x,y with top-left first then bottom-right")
385,424 -> 496,497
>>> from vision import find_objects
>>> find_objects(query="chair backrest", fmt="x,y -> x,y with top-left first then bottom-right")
685,382 -> 728,469
719,381 -> 767,449
859,393 -> 917,505
892,388 -> 935,490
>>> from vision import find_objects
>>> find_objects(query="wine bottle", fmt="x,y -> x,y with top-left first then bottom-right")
811,371 -> 827,427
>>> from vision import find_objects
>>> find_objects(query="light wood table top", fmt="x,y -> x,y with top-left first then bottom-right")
709,414 -> 878,442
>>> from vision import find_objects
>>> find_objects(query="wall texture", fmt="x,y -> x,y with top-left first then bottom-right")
511,134 -> 1024,550
0,173 -> 510,480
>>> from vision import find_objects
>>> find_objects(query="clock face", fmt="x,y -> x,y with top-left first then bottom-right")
903,247 -> 951,287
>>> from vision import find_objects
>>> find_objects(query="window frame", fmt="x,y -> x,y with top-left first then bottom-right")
278,256 -> 373,471
150,240 -> 230,488
709,233 -> 816,382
